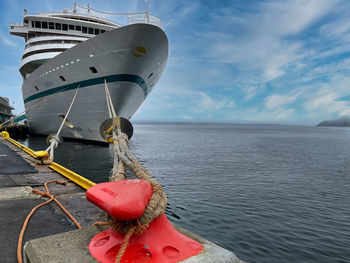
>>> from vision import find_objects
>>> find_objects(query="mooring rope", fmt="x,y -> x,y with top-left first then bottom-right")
2,87 -> 67,127
43,85 -> 80,162
103,80 -> 167,263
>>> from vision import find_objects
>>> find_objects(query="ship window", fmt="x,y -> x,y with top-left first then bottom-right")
34,86 -> 39,91
82,26 -> 87,33
148,73 -> 153,78
42,21 -> 48,29
56,23 -> 61,30
101,29 -> 106,34
31,21 -> 34,27
62,24 -> 68,31
76,25 -> 81,31
95,28 -> 100,35
69,24 -> 74,30
49,22 -> 54,29
59,76 -> 66,81
88,27 -> 93,34
35,21 -> 41,28
89,67 -> 98,73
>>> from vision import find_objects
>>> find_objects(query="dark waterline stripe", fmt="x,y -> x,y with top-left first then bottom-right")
24,74 -> 147,104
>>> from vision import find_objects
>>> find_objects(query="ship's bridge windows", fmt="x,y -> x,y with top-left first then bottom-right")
29,19 -> 109,36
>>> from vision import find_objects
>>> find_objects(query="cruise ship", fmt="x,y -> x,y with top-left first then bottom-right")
9,4 -> 168,142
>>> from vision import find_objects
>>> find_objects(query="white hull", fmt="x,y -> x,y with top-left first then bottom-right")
23,24 -> 168,142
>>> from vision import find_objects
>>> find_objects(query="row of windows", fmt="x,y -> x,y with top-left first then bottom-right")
31,20 -> 107,35
34,66 -> 98,91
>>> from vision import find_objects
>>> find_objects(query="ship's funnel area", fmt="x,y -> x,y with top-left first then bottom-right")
99,117 -> 133,143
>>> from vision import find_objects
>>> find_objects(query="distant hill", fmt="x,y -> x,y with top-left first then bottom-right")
317,116 -> 350,127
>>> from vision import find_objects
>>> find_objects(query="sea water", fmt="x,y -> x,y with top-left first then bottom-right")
23,124 -> 350,263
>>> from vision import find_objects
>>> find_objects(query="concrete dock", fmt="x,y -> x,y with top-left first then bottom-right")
0,137 -> 104,262
0,135 -> 243,263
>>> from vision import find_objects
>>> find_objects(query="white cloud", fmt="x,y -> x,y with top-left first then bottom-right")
244,86 -> 259,101
0,33 -> 19,48
304,92 -> 350,116
265,88 -> 304,110
191,92 -> 235,115
207,0 -> 337,82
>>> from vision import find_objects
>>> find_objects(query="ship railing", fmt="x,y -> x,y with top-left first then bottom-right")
127,13 -> 162,28
9,22 -> 27,28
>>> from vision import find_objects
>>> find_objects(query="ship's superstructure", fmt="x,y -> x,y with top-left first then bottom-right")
0,97 -> 14,123
10,4 -> 168,141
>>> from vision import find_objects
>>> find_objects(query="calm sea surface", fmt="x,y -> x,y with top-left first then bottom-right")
22,124 -> 350,263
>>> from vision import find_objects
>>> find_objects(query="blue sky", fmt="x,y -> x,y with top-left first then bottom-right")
1,0 -> 350,125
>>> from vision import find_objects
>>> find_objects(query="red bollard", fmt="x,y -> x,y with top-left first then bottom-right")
86,179 -> 204,263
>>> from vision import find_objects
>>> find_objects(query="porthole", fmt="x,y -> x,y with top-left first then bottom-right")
89,67 -> 98,73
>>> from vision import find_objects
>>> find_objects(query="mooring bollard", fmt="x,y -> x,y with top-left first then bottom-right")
86,179 -> 204,263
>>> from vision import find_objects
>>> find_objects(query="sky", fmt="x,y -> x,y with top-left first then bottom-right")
1,0 -> 350,125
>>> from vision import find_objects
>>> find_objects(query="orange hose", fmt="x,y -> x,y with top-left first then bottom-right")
17,180 -> 81,263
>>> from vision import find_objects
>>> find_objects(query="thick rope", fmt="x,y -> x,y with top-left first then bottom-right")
104,80 -> 167,262
17,181 -> 81,263
114,225 -> 136,263
44,85 -> 80,161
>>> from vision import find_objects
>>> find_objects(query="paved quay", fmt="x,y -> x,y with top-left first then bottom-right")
0,137 -> 104,263
0,135 -> 244,263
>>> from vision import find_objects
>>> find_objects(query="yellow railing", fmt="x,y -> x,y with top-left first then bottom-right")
1,131 -> 95,190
